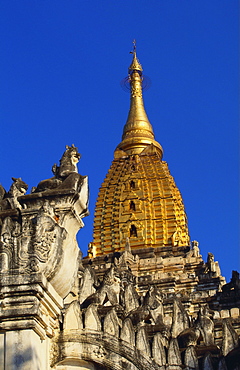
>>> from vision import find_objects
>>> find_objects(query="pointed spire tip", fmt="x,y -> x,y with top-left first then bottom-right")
129,39 -> 143,74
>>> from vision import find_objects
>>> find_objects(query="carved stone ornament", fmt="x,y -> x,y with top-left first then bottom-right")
0,145 -> 89,299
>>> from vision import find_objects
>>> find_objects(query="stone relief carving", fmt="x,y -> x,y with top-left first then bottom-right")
84,303 -> 101,331
17,200 -> 66,274
142,285 -> 164,324
168,338 -> 182,368
0,216 -> 21,270
79,266 -> 98,304
81,266 -> 121,308
0,145 -> 89,299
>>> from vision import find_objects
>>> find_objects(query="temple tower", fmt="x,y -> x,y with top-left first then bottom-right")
0,46 -> 239,370
89,46 -> 190,258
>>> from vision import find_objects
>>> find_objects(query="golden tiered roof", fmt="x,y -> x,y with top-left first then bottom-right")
88,46 -> 190,258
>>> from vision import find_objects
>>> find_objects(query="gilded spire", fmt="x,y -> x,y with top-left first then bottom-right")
128,39 -> 143,74
116,41 -> 163,157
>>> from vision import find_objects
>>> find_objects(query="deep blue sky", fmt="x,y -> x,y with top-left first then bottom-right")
0,1 -> 238,281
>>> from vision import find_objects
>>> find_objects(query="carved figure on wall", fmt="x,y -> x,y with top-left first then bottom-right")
0,216 -> 21,270
15,199 -> 66,275
195,305 -> 214,346
187,240 -> 201,258
34,145 -> 85,193
0,217 -> 14,270
81,265 -> 121,307
0,177 -> 28,210
204,252 -> 221,276
1,217 -> 15,248
142,285 -> 164,324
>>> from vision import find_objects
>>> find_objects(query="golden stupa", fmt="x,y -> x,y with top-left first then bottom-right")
89,45 -> 190,258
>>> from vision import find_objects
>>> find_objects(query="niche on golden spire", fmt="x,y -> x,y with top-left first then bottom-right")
115,41 -> 163,158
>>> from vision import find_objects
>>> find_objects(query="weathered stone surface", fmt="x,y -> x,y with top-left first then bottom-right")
184,345 -> 199,369
202,353 -> 213,370
152,332 -> 166,366
230,307 -> 240,318
171,299 -> 190,337
120,318 -> 135,346
124,283 -> 139,313
168,338 -> 182,366
103,308 -> 121,337
1,330 -> 50,370
84,303 -> 101,331
196,305 -> 214,346
222,319 -> 239,356
136,326 -> 151,357
217,358 -> 228,370
64,301 -> 83,330
79,266 -> 97,304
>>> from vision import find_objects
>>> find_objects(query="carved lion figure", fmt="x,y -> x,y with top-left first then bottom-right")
0,177 -> 28,210
34,145 -> 85,193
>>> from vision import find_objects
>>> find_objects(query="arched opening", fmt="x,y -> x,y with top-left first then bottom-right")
130,180 -> 135,189
130,201 -> 136,211
130,224 -> 137,237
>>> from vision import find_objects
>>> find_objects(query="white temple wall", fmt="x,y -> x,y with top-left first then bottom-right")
0,330 -> 49,370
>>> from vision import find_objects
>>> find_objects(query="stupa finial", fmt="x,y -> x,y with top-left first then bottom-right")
128,39 -> 143,74
116,42 -> 163,157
